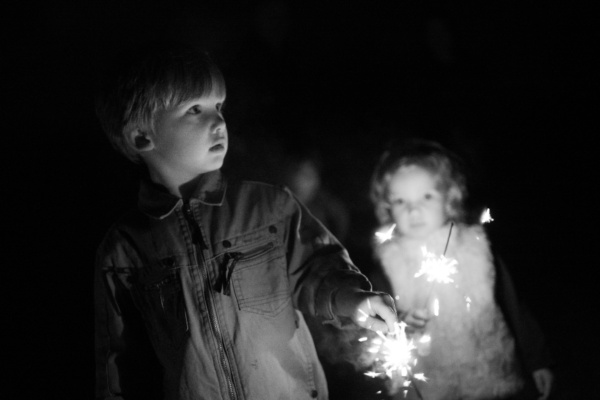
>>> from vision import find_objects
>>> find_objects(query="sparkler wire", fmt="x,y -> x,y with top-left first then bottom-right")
442,222 -> 454,256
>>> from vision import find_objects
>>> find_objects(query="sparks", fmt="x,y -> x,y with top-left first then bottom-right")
413,373 -> 428,382
480,208 -> 494,224
465,296 -> 472,312
431,298 -> 439,316
375,224 -> 396,243
362,322 -> 425,397
414,247 -> 458,284
357,308 -> 369,323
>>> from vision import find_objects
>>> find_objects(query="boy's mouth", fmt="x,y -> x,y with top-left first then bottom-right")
209,143 -> 225,152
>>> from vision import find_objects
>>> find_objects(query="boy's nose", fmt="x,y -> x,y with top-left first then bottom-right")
213,126 -> 226,139
211,116 -> 226,133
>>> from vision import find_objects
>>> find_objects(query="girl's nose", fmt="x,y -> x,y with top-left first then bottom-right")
407,203 -> 421,216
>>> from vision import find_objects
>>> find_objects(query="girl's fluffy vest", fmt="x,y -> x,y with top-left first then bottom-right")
376,224 -> 524,400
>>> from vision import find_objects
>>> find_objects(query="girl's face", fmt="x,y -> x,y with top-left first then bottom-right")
387,165 -> 449,240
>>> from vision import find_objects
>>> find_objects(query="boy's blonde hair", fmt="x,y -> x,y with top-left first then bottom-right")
370,138 -> 467,226
95,41 -> 226,163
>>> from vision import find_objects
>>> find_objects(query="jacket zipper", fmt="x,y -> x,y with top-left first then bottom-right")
183,203 -> 238,400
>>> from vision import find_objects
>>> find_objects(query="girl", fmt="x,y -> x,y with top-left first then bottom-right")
369,139 -> 553,400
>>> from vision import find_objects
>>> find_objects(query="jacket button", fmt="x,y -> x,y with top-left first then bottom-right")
222,240 -> 231,248
269,225 -> 277,233
310,390 -> 318,398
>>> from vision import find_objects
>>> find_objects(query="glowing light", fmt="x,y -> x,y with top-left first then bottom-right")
413,373 -> 428,382
432,298 -> 439,316
412,247 -> 459,359
357,308 -> 369,323
414,247 -> 458,284
363,322 -> 425,397
480,208 -> 494,224
375,224 -> 396,243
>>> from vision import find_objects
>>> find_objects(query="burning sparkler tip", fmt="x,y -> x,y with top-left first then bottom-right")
413,373 -> 428,382
480,207 -> 494,224
375,224 -> 396,243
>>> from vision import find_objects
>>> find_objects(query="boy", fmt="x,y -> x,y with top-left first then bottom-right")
94,42 -> 397,400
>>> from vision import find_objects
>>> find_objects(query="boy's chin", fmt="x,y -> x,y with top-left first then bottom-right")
200,165 -> 222,175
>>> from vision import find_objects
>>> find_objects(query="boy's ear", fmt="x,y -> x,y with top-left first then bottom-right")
126,127 -> 155,153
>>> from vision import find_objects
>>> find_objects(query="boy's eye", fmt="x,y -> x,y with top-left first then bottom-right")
217,102 -> 226,113
424,193 -> 433,200
390,198 -> 404,206
187,105 -> 202,114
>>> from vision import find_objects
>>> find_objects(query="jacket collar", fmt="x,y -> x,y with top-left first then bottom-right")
138,170 -> 227,219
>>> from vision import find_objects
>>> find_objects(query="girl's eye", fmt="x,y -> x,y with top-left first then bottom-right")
187,105 -> 202,114
424,193 -> 433,200
216,102 -> 226,113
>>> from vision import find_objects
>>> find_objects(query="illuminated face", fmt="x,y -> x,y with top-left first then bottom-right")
387,165 -> 448,240
148,91 -> 227,181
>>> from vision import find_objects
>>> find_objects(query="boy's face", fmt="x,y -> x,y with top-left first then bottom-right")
146,91 -> 227,181
387,165 -> 448,240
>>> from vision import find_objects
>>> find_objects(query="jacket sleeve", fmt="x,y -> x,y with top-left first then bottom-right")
94,230 -> 162,400
494,255 -> 554,373
279,187 -> 371,327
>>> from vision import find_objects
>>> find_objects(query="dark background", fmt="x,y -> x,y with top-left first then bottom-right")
10,0 -> 598,398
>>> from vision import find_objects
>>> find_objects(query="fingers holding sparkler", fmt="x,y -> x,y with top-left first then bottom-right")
333,288 -> 398,332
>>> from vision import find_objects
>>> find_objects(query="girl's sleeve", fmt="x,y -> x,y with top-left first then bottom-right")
494,255 -> 554,373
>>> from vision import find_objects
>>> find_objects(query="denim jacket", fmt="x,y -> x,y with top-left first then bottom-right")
94,170 -> 371,400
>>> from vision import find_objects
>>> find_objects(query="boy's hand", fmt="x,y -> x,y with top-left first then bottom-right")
333,288 -> 397,333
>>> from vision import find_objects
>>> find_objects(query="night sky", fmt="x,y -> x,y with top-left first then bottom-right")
12,1 -> 598,398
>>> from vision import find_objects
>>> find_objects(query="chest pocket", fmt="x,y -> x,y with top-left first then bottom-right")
224,241 -> 290,317
130,257 -> 189,353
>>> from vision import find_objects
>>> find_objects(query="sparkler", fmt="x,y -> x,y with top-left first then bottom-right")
414,223 -> 458,315
361,321 -> 426,399
411,223 -> 458,362
480,208 -> 494,224
375,224 -> 396,243
414,246 -> 458,285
